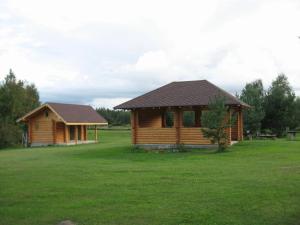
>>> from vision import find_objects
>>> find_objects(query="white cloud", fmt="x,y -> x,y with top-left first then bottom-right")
134,50 -> 169,72
89,97 -> 131,109
0,0 -> 300,108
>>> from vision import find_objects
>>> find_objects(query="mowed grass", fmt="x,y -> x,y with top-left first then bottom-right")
0,130 -> 300,225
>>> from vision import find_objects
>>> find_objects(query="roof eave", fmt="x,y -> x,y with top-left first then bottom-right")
16,104 -> 51,123
65,122 -> 108,125
114,102 -> 251,110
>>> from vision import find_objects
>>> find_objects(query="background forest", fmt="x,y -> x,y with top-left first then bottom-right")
0,70 -> 299,148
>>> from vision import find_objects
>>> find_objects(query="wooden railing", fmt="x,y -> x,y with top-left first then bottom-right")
180,128 -> 211,145
136,127 -> 211,145
136,128 -> 177,144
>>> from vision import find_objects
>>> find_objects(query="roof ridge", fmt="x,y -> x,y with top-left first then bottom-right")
173,79 -> 207,83
115,80 -> 209,109
46,102 -> 93,107
18,102 -> 107,123
114,80 -> 250,109
114,82 -> 175,109
204,80 -> 249,106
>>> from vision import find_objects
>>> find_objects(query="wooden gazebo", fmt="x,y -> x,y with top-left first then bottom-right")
115,80 -> 249,149
18,102 -> 108,146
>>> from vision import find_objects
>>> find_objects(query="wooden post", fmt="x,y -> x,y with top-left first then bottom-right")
132,110 -> 137,144
175,108 -> 182,145
226,110 -> 232,145
239,109 -> 243,141
75,125 -> 78,144
95,125 -> 98,142
84,125 -> 87,141
63,124 -> 66,142
131,110 -> 138,144
81,125 -> 84,141
52,120 -> 56,144
64,124 -> 68,143
135,110 -> 139,143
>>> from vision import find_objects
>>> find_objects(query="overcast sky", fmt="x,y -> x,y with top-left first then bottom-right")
0,0 -> 300,108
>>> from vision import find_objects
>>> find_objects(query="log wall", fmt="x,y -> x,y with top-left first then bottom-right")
131,107 -> 244,146
231,108 -> 243,141
138,109 -> 163,128
56,122 -> 65,143
136,128 -> 177,144
27,108 -> 89,145
180,128 -> 211,145
29,108 -> 58,144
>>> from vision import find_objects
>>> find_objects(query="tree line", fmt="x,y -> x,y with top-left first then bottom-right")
97,74 -> 300,137
0,70 -> 40,148
96,108 -> 130,126
0,70 -> 131,148
0,70 -> 299,148
199,74 -> 300,152
239,74 -> 300,136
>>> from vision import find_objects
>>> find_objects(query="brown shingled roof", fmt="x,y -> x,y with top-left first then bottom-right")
114,80 -> 249,109
18,102 -> 107,124
47,102 -> 107,124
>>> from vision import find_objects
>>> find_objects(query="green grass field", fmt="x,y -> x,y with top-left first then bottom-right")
0,130 -> 300,225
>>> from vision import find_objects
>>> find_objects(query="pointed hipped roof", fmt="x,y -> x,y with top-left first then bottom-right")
18,102 -> 108,125
114,80 -> 250,109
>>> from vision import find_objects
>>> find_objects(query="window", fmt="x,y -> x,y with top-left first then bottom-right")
45,110 -> 49,117
183,111 -> 195,127
201,111 -> 207,126
165,111 -> 174,127
231,111 -> 238,126
138,110 -> 162,128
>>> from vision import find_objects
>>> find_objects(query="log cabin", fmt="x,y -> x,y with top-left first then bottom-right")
114,80 -> 250,149
17,102 -> 108,146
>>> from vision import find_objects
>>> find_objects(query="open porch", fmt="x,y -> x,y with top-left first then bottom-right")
131,107 -> 243,148
51,123 -> 99,145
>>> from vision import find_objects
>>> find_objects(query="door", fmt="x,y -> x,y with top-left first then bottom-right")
78,125 -> 81,141
69,126 -> 75,141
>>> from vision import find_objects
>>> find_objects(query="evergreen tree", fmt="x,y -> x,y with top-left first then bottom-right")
295,97 -> 300,129
239,79 -> 265,135
201,96 -> 234,152
262,74 -> 296,136
96,108 -> 130,126
0,69 -> 40,148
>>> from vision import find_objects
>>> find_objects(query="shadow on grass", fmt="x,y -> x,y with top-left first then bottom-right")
67,144 -> 224,164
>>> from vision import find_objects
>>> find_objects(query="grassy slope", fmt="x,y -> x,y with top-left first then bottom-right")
0,130 -> 299,225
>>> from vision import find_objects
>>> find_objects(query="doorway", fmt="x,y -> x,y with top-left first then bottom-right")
78,126 -> 81,141
69,126 -> 75,141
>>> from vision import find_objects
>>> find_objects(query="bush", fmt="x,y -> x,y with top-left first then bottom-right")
177,144 -> 189,152
0,69 -> 40,148
261,129 -> 273,135
0,122 -> 22,148
201,96 -> 233,152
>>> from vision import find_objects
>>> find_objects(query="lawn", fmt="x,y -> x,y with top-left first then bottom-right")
0,130 -> 300,225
